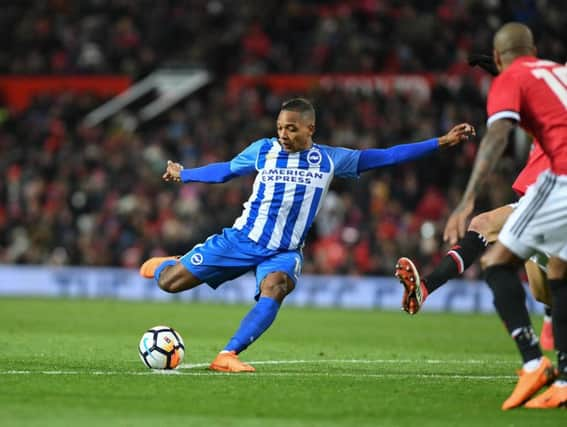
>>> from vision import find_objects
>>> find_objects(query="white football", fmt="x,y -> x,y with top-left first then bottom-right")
138,325 -> 185,369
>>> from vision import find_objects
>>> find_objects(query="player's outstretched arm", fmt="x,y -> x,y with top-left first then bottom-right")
357,123 -> 474,172
443,119 -> 515,243
162,160 -> 239,184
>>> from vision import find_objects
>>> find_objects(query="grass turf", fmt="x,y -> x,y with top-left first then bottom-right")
0,298 -> 563,426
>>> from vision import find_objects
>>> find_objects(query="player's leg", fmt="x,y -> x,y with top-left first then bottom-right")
140,255 -> 203,292
210,251 -> 301,373
209,271 -> 295,373
524,257 -> 554,351
139,256 -> 179,278
395,205 -> 511,314
540,306 -> 554,351
217,272 -> 294,352
487,173 -> 567,409
525,255 -> 567,408
481,242 -> 555,410
143,229 -> 264,294
525,258 -> 551,306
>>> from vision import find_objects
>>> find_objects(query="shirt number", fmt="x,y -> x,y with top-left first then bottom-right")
532,67 -> 567,109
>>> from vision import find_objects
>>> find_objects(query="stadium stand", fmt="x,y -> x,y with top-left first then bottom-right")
1,0 -> 566,277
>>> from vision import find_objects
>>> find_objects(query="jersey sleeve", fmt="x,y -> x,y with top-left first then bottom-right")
486,72 -> 521,127
324,146 -> 361,178
229,139 -> 265,176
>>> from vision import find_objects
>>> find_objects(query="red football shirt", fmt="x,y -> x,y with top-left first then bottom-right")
511,140 -> 551,196
487,56 -> 567,175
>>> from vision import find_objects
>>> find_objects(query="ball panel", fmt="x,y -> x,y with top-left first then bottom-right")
170,329 -> 185,348
138,332 -> 155,354
139,351 -> 152,368
155,331 -> 178,352
138,326 -> 185,369
146,349 -> 168,369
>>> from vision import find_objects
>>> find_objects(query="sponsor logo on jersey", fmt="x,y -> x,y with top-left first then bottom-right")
307,149 -> 322,166
190,253 -> 204,265
260,168 -> 328,187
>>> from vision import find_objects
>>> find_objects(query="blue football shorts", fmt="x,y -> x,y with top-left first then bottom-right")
179,227 -> 303,299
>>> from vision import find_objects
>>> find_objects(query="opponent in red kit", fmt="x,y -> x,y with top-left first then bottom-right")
395,139 -> 554,336
398,22 -> 567,409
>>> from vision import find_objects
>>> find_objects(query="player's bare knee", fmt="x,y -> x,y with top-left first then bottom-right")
480,248 -> 506,270
468,213 -> 490,235
261,273 -> 295,302
480,243 -> 522,271
469,212 -> 498,242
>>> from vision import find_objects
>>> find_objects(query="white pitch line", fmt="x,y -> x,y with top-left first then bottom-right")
0,358 -> 518,380
0,370 -> 515,380
181,359 -> 517,369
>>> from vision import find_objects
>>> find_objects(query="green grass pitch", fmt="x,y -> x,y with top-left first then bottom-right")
0,297 -> 563,426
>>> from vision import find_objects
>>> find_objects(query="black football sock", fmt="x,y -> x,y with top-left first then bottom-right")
484,265 -> 542,363
558,352 -> 567,382
548,279 -> 567,380
424,231 -> 488,294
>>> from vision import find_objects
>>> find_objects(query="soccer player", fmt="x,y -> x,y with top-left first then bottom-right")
406,22 -> 567,409
139,98 -> 475,373
395,139 -> 555,350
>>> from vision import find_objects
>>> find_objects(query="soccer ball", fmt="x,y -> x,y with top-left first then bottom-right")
138,326 -> 185,369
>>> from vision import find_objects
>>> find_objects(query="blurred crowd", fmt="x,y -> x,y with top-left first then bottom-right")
0,80 -> 521,277
1,0 -> 564,277
2,0 -> 565,77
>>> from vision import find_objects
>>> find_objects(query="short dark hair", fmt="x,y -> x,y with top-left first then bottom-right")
281,98 -> 315,122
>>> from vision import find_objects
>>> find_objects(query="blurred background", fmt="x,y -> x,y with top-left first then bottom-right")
1,0 -> 566,283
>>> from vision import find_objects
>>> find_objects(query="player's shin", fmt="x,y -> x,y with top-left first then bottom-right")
223,296 -> 281,354
484,265 -> 543,364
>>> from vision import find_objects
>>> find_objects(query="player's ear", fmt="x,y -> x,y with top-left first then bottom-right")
493,48 -> 503,73
308,123 -> 315,135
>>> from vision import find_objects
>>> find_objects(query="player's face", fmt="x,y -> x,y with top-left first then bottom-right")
277,110 -> 314,152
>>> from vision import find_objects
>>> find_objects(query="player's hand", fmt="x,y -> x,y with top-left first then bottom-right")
443,199 -> 475,244
162,160 -> 183,183
468,53 -> 499,76
438,123 -> 476,148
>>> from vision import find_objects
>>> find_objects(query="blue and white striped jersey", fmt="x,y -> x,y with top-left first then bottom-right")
229,137 -> 360,250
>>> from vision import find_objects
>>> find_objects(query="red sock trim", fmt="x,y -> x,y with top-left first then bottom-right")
447,250 -> 465,274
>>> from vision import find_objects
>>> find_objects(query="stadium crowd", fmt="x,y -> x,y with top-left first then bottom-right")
0,82 -> 518,277
2,0 -> 565,77
1,0 -> 566,277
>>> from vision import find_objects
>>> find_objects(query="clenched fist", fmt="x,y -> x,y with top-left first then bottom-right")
162,160 -> 183,182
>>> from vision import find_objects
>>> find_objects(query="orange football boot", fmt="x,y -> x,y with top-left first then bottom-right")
209,351 -> 256,373
524,383 -> 567,408
139,256 -> 179,279
540,318 -> 555,351
501,356 -> 557,410
395,257 -> 428,315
